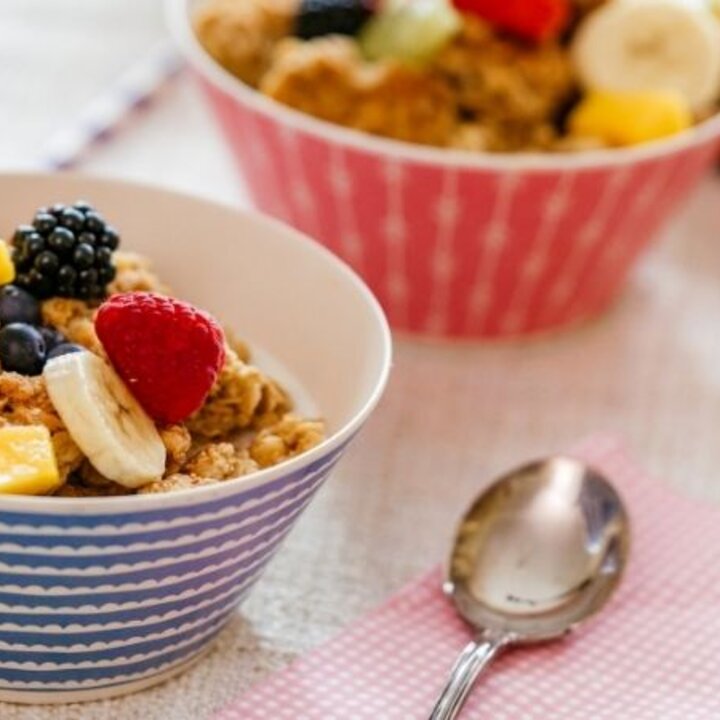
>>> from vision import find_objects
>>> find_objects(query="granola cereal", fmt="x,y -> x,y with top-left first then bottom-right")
187,347 -> 293,439
41,298 -> 100,353
249,414 -> 326,468
108,251 -> 170,295
431,16 -> 574,152
160,424 -> 193,473
138,473 -> 223,495
0,201 -> 325,498
0,373 -> 84,481
262,36 -> 457,146
194,0 -> 720,152
183,442 -> 259,479
194,0 -> 299,86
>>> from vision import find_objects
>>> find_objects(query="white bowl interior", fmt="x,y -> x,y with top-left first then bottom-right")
0,173 -> 391,437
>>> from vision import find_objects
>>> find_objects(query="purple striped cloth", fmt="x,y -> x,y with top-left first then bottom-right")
42,41 -> 183,170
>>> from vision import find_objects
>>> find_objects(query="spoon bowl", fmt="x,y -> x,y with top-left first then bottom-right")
449,456 -> 629,642
430,456 -> 630,719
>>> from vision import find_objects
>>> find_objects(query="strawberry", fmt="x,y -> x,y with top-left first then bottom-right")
95,292 -> 226,425
452,0 -> 570,42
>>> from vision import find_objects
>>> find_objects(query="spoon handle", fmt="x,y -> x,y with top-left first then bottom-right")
428,634 -> 508,720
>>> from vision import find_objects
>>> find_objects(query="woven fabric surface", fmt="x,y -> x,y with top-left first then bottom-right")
216,436 -> 720,719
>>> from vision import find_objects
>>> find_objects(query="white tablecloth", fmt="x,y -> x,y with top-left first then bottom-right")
1,2 -> 720,718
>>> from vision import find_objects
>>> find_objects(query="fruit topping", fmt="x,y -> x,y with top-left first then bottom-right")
47,342 -> 85,360
38,326 -> 65,353
572,0 -> 720,112
0,241 -> 16,286
360,0 -> 462,64
452,0 -> 569,42
569,89 -> 692,146
295,0 -> 374,40
0,285 -> 41,326
0,323 -> 47,376
95,292 -> 226,425
0,290 -> 74,376
11,202 -> 119,301
44,352 -> 166,489
0,425 -> 60,495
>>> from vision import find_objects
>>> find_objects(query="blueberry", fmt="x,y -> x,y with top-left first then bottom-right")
0,285 -> 41,325
39,326 -> 65,351
33,212 -> 57,234
0,324 -> 46,375
60,208 -> 85,232
48,227 -> 76,254
47,342 -> 84,360
73,243 -> 95,269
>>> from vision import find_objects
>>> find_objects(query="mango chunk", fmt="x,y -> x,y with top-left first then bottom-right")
569,90 -> 693,147
0,240 -> 15,286
0,425 -> 61,495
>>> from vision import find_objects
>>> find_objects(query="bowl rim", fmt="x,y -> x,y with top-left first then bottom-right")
0,171 -> 392,513
168,0 -> 720,172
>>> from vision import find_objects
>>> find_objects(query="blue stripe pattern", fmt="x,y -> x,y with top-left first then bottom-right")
0,441 -> 348,699
0,465 -> 323,549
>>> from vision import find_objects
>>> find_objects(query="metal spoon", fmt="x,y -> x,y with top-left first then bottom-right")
429,456 -> 630,720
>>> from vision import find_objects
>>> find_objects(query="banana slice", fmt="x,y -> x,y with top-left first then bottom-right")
44,352 -> 166,489
573,0 -> 720,111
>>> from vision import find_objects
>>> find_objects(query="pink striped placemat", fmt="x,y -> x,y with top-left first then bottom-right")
216,437 -> 720,719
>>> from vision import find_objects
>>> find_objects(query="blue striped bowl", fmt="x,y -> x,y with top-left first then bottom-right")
0,173 -> 392,703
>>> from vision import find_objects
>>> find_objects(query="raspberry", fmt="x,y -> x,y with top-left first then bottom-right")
452,0 -> 569,42
95,293 -> 226,424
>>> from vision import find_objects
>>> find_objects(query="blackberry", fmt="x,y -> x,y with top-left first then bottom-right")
295,0 -> 373,40
11,202 -> 120,301
32,213 -> 57,234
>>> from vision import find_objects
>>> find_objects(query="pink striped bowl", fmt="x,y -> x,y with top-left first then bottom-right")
169,0 -> 720,339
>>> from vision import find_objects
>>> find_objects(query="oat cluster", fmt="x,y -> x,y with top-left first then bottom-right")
195,0 -> 592,152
